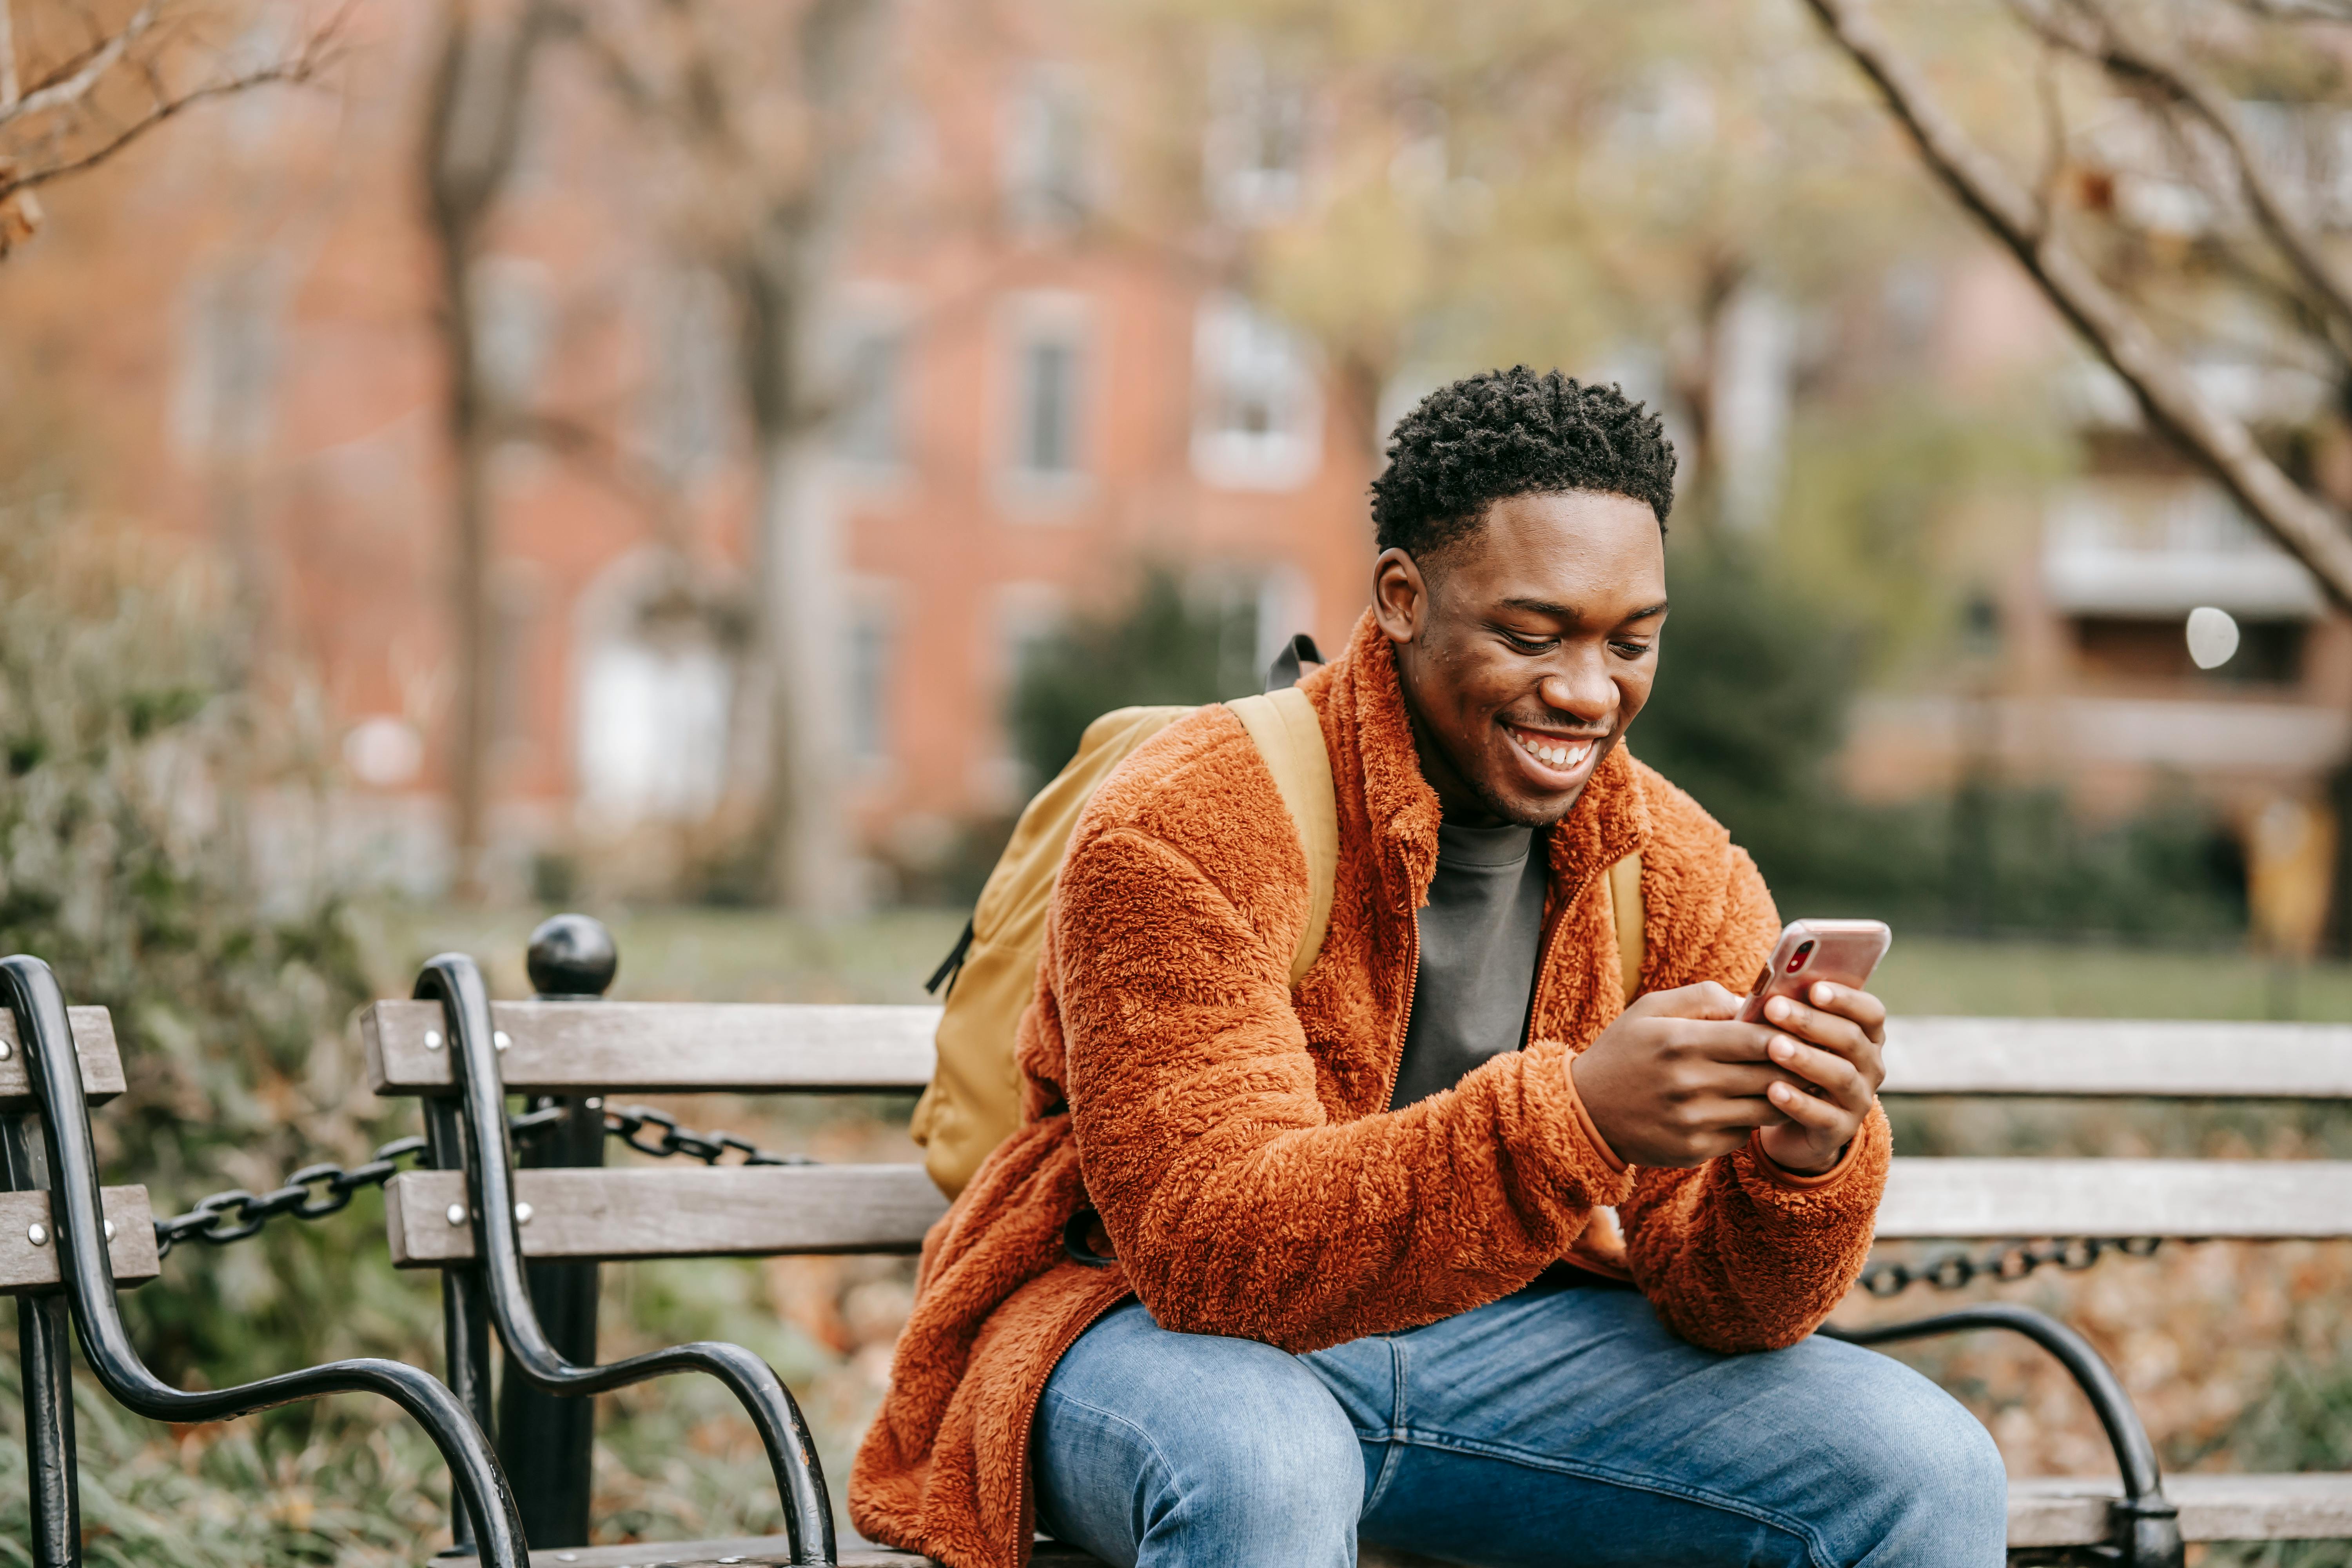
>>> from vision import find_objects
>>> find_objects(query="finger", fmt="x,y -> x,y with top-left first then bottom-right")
1634,980 -> 1744,1023
1682,1093 -> 1786,1133
1762,995 -> 1877,1065
1767,1078 -> 1851,1131
1678,1020 -> 1806,1065
1809,982 -> 1887,1045
1764,1035 -> 1867,1108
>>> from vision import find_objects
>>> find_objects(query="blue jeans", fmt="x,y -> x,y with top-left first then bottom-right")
1033,1285 -> 2006,1568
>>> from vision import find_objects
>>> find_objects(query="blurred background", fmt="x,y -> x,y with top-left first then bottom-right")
7,0 -> 2352,1561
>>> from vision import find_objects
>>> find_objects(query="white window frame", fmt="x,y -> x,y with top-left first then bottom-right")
1190,292 -> 1323,492
997,291 -> 1095,513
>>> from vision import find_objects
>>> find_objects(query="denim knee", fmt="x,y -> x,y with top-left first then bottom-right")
1144,1372 -> 1363,1546
1824,1351 -> 2008,1564
1034,1303 -> 1362,1567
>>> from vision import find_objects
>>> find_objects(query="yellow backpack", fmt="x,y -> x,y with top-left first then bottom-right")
910,645 -> 1646,1201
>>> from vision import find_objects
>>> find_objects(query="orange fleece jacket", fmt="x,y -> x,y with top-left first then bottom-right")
850,611 -> 1889,1568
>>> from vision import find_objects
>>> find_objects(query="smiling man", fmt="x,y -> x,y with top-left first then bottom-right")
853,368 -> 2007,1568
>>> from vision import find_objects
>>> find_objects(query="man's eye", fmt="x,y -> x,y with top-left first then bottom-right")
1502,633 -> 1558,654
1610,640 -> 1654,659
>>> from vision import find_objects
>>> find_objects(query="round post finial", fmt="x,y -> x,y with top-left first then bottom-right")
526,914 -> 618,998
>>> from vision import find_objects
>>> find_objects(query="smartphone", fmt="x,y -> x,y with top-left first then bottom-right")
1736,919 -> 1891,1025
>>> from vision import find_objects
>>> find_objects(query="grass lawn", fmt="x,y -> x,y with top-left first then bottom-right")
361,900 -> 2352,1022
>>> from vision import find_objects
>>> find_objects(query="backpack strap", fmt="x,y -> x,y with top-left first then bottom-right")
1606,851 -> 1645,1001
1227,686 -> 1338,986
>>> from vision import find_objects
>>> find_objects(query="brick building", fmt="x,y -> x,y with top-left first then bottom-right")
5,0 -> 2345,923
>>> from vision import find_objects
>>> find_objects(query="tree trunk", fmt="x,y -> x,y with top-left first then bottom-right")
422,0 -> 550,900
753,423 -> 850,915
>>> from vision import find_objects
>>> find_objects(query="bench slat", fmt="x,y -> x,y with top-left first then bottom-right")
423,1474 -> 2352,1561
1883,1018 -> 2352,1098
363,1000 -> 940,1096
383,1165 -> 950,1266
2009,1473 -> 2352,1544
386,1156 -> 2352,1267
364,1002 -> 2352,1102
0,1186 -> 160,1294
1880,1158 -> 2352,1238
0,1006 -> 125,1110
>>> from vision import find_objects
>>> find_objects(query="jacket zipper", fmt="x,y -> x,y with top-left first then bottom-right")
1005,1283 -> 1129,1568
1375,890 -> 1421,1111
1524,880 -> 1576,1049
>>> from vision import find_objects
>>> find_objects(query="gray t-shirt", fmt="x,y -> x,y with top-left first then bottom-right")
1387,819 -> 1550,1109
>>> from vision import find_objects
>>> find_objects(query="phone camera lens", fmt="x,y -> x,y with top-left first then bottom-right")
1786,940 -> 1815,973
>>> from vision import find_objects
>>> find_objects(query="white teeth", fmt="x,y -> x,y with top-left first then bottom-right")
1513,731 -> 1591,771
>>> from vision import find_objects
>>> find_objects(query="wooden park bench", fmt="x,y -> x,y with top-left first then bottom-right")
10,916 -> 2352,1568
358,916 -> 2352,1568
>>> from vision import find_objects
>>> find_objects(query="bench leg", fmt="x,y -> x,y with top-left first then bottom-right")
496,1095 -> 603,1547
7,1110 -> 79,1568
17,1294 -> 79,1568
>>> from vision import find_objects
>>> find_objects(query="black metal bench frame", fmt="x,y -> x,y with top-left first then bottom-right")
0,954 -> 532,1568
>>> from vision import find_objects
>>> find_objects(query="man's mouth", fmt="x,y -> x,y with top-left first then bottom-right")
1503,721 -> 1605,784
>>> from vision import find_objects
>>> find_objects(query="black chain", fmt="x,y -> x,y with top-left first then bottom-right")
152,1134 -> 433,1256
598,1103 -> 815,1167
155,1103 -> 816,1258
1858,1236 -> 2165,1298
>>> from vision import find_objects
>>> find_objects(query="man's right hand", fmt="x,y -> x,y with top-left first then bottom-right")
1567,982 -> 1802,1167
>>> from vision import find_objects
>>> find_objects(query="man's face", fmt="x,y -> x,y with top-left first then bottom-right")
1372,490 -> 1667,828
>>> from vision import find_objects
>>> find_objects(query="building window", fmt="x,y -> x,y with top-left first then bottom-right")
646,269 -> 732,484
1205,44 -> 1307,223
837,327 -> 905,468
1191,293 -> 1321,491
1016,334 -> 1083,477
1002,65 -> 1090,231
577,628 -> 733,824
845,602 -> 893,764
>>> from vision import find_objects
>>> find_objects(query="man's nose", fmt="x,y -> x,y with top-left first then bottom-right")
1537,658 -> 1615,725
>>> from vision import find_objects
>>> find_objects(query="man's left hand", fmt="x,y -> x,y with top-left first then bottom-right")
1751,982 -> 1886,1175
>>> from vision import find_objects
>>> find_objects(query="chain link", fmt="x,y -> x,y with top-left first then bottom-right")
153,1135 -> 433,1256
600,1104 -> 815,1168
1858,1236 -> 2165,1298
154,1103 -> 813,1256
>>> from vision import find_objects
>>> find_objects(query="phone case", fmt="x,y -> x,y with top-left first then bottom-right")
1735,919 -> 1892,1024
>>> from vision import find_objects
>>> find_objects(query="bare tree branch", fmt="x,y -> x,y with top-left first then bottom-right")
0,1 -> 347,227
2221,0 -> 2352,21
0,2 -> 151,130
2052,0 -> 2352,340
1805,0 -> 2352,610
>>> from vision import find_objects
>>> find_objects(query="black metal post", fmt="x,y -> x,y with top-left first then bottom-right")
495,914 -> 615,1548
4,1110 -> 78,1568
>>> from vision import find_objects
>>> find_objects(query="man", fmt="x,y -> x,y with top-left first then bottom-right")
854,368 -> 2006,1568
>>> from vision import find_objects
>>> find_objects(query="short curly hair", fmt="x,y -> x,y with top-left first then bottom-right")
1368,367 -> 1677,561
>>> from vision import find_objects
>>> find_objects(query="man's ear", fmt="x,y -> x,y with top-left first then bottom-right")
1372,548 -> 1429,644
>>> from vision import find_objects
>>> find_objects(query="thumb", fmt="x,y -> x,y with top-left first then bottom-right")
1629,980 -> 1744,1022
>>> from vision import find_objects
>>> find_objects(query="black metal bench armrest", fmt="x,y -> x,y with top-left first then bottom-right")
1824,1303 -> 2182,1568
417,953 -> 837,1567
0,955 -> 529,1568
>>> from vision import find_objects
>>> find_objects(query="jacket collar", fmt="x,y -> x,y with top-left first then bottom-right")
1327,609 -> 1652,908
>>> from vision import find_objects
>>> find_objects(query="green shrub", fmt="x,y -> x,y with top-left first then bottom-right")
1007,566 -> 1261,787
